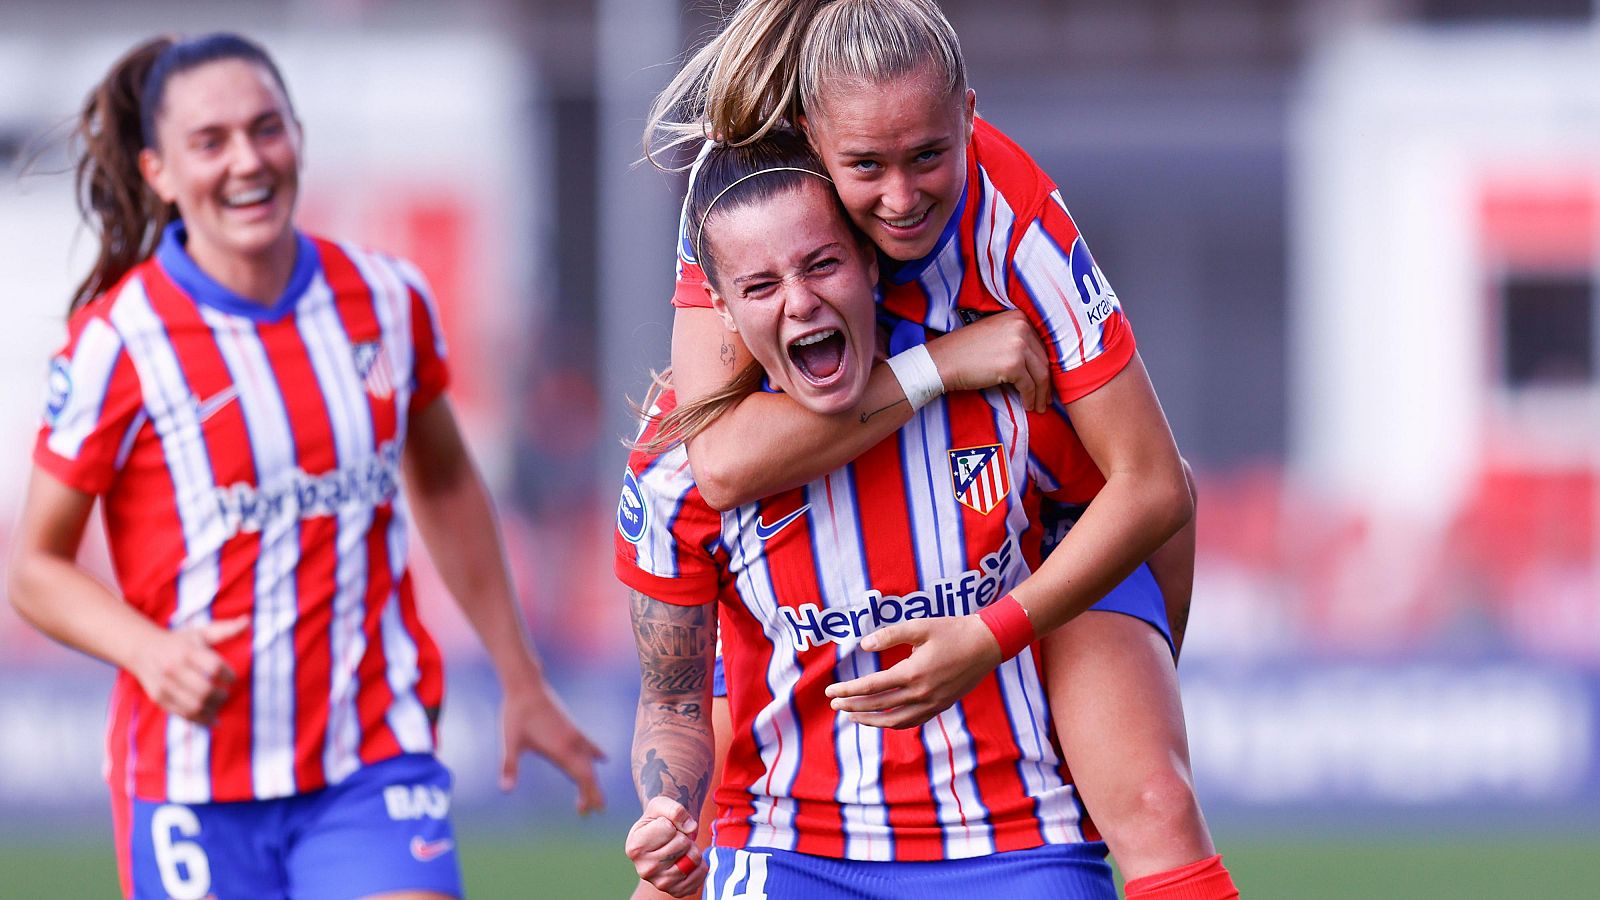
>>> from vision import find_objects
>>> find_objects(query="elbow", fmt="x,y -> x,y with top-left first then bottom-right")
1155,460 -> 1195,539
7,552 -> 44,627
683,445 -> 746,511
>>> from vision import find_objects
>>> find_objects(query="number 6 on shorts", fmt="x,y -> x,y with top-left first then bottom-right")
151,804 -> 212,900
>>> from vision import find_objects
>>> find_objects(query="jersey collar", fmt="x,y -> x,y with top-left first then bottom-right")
155,221 -> 320,322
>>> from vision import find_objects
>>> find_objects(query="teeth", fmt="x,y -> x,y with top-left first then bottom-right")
225,187 -> 272,207
883,210 -> 926,228
792,329 -> 838,347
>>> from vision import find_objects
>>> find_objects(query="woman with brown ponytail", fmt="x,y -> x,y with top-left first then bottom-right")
635,2 -> 1240,898
8,33 -> 603,900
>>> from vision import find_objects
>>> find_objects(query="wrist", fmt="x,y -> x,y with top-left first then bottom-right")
978,594 -> 1035,661
886,344 -> 944,411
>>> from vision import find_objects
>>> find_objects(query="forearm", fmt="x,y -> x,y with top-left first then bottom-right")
1145,461 -> 1196,655
629,590 -> 717,814
9,552 -> 161,670
1014,470 -> 1192,636
684,367 -> 911,509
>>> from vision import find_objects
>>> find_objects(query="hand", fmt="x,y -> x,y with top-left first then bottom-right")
925,310 -> 1052,412
825,614 -> 1005,729
500,678 -> 606,814
626,796 -> 706,897
129,616 -> 249,726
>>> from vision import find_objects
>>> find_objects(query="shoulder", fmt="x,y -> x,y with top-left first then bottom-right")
969,117 -> 1056,214
314,237 -> 434,299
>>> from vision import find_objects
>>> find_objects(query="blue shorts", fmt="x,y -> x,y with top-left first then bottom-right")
704,843 -> 1115,899
125,753 -> 461,900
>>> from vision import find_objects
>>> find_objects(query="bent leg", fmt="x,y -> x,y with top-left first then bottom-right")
1042,610 -> 1213,881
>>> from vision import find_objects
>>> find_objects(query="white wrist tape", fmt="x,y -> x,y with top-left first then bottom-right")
886,344 -> 945,411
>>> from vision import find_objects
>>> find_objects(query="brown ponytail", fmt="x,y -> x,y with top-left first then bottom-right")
627,362 -> 766,455
69,36 -> 175,315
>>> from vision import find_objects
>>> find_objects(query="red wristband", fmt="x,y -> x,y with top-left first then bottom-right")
978,593 -> 1034,660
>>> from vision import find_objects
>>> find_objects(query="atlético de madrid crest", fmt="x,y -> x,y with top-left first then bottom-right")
949,443 -> 1010,515
352,341 -> 395,399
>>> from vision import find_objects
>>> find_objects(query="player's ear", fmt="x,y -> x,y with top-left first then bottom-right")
707,288 -> 738,333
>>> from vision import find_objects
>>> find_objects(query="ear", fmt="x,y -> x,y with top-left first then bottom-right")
138,147 -> 176,205
962,88 -> 976,136
707,287 -> 738,333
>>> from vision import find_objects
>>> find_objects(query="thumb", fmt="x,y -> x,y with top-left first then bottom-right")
643,795 -> 696,836
859,621 -> 923,654
200,616 -> 250,645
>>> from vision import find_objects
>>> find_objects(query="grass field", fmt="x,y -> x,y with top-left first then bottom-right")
3,828 -> 1594,898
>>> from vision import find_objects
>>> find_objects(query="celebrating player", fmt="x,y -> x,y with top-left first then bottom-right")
620,130 -> 1173,898
640,2 -> 1238,897
7,33 -> 602,900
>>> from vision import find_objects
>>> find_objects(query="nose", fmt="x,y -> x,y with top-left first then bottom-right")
228,132 -> 266,174
880,170 -> 919,216
780,277 -> 822,320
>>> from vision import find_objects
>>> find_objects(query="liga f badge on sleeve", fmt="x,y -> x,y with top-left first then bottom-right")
949,443 -> 1010,515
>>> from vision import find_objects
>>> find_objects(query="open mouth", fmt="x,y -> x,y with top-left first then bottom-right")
787,328 -> 848,385
223,186 -> 276,210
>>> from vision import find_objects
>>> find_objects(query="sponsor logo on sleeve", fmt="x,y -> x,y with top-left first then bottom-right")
44,357 -> 71,425
1069,236 -> 1119,327
618,468 -> 648,543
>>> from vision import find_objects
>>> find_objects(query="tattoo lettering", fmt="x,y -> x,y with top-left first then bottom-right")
630,590 -> 717,814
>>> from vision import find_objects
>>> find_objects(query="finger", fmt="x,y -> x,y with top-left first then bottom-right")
200,616 -> 250,645
500,730 -> 520,791
848,703 -> 938,730
1024,342 -> 1051,412
857,621 -> 922,654
561,755 -> 605,815
830,686 -> 914,714
825,667 -> 907,700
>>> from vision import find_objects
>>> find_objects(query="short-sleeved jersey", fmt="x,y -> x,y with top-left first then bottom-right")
615,326 -> 1106,862
35,222 -> 450,804
670,118 -> 1136,404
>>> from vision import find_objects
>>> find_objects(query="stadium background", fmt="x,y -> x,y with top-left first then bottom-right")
2,0 -> 1597,896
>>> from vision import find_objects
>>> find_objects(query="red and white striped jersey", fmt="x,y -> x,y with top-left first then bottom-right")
615,333 -> 1107,862
34,222 -> 449,804
670,117 -> 1137,404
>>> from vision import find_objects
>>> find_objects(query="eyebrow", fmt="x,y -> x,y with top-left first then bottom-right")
730,241 -> 845,287
185,110 -> 282,139
837,137 -> 950,158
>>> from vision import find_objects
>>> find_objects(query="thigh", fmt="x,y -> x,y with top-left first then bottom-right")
703,845 -> 1115,900
128,796 -> 287,900
284,754 -> 463,900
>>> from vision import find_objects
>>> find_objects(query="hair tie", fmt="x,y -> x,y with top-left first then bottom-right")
694,166 -> 834,265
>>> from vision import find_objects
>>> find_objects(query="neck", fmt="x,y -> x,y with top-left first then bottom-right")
185,231 -> 298,305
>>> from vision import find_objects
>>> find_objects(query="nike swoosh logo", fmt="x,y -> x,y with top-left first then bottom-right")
410,836 -> 455,862
194,385 -> 240,423
755,504 -> 810,541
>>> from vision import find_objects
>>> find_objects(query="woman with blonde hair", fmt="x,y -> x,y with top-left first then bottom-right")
636,2 -> 1237,898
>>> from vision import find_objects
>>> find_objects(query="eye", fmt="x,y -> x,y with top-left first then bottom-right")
257,119 -> 286,138
849,159 -> 881,174
742,281 -> 778,298
809,258 -> 839,274
915,149 -> 942,164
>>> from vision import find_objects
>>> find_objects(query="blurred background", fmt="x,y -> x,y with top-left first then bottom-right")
1,0 -> 1597,896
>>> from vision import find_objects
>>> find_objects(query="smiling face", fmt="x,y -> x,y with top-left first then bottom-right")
703,179 -> 880,415
139,58 -> 302,281
801,63 -> 975,262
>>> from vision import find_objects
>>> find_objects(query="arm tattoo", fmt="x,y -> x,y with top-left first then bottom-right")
860,397 -> 908,424
630,590 -> 716,815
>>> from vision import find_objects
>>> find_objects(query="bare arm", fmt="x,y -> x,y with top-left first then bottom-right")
8,469 -> 246,724
1146,458 -> 1197,657
625,589 -> 717,897
828,354 -> 1193,727
403,396 -> 603,812
673,305 -> 1051,510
